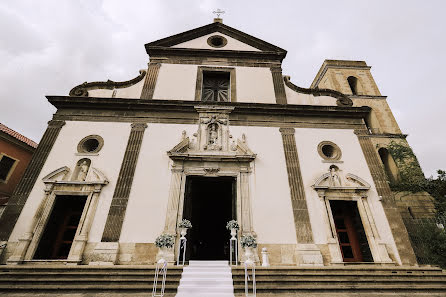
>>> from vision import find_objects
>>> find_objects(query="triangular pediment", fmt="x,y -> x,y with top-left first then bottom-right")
145,22 -> 287,60
171,32 -> 261,52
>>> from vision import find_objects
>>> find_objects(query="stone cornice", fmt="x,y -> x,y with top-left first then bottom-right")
69,70 -> 146,97
146,46 -> 286,61
46,96 -> 371,119
284,76 -> 353,107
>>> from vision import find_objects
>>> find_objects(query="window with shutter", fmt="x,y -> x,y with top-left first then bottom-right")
201,72 -> 230,102
0,155 -> 16,182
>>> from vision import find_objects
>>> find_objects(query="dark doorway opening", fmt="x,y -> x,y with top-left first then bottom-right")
34,195 -> 87,259
330,200 -> 373,262
182,176 -> 236,260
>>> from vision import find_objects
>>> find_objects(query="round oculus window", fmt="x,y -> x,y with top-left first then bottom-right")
317,141 -> 342,160
207,35 -> 228,48
77,135 -> 104,154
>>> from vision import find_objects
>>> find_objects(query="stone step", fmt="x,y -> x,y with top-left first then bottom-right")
189,260 -> 229,266
176,260 -> 234,297
175,293 -> 234,297
180,278 -> 234,286
177,285 -> 234,294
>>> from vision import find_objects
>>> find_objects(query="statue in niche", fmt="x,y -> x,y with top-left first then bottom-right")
72,159 -> 91,181
208,123 -> 219,145
329,166 -> 342,187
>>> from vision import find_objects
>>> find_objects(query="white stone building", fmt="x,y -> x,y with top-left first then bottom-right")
0,19 -> 425,267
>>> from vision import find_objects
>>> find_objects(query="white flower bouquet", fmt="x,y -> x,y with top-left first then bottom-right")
240,234 -> 257,248
155,234 -> 175,248
226,220 -> 240,230
178,219 -> 192,229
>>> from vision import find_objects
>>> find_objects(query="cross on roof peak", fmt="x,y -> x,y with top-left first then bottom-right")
213,9 -> 225,18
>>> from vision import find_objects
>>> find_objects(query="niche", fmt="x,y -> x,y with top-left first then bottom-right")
378,148 -> 399,183
71,158 -> 91,181
347,76 -> 359,95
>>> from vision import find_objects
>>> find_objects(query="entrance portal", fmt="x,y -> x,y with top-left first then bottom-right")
34,195 -> 87,259
330,200 -> 373,262
183,176 -> 236,260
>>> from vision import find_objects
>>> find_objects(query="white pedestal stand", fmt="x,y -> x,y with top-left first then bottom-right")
177,228 -> 187,266
229,228 -> 238,266
152,258 -> 167,297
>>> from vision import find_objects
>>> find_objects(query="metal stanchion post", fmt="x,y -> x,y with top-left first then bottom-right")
244,259 -> 256,297
152,259 -> 167,297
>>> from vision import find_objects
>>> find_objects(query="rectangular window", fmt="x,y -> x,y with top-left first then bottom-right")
0,155 -> 16,182
201,71 -> 230,102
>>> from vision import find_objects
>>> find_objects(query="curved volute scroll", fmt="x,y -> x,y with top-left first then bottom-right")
283,76 -> 353,107
69,70 -> 147,97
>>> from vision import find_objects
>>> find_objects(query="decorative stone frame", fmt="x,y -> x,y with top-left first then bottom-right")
317,141 -> 342,161
194,66 -> 237,102
163,160 -> 254,262
0,153 -> 19,184
162,105 -> 256,263
207,35 -> 228,48
7,166 -> 108,265
77,135 -> 104,154
313,173 -> 392,265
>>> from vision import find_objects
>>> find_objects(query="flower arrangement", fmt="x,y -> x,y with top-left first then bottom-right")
240,234 -> 257,248
155,234 -> 175,248
178,219 -> 192,229
226,220 -> 240,230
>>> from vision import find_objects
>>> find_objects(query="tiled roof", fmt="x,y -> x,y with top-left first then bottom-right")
0,123 -> 38,149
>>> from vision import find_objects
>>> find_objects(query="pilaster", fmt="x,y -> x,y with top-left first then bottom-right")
279,128 -> 323,266
101,123 -> 147,244
355,129 -> 417,265
0,120 -> 65,241
271,66 -> 287,104
140,63 -> 160,100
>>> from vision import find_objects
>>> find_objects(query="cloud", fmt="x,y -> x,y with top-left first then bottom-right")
0,0 -> 445,177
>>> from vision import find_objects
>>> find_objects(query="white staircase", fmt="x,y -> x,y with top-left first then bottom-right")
175,260 -> 235,297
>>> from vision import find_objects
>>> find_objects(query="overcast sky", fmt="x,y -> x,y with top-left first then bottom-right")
1,0 -> 445,177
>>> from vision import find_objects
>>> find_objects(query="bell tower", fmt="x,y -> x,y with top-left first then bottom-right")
311,59 -> 400,135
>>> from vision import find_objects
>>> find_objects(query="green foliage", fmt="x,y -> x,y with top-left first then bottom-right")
386,141 -> 426,192
404,217 -> 446,268
424,170 -> 446,217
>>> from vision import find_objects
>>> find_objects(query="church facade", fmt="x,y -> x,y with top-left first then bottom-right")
0,19 -> 432,267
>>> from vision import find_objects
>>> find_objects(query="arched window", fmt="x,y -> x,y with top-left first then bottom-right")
378,148 -> 399,183
347,76 -> 358,95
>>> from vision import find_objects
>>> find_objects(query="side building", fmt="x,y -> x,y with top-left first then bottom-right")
0,123 -> 37,219
0,20 -> 434,267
